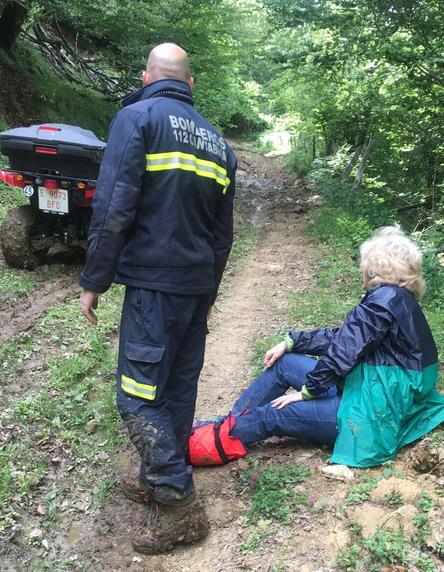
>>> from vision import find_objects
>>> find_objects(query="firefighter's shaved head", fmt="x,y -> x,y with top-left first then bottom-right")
144,43 -> 193,88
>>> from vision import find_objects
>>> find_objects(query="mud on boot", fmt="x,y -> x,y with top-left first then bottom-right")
131,496 -> 210,555
121,475 -> 154,504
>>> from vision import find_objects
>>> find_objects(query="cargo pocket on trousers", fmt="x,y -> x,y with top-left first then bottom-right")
121,341 -> 166,402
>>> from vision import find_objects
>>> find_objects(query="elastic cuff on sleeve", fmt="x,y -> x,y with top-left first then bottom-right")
284,334 -> 294,352
301,385 -> 317,400
79,273 -> 109,294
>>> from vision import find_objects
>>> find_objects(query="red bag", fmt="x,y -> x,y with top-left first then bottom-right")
188,415 -> 247,466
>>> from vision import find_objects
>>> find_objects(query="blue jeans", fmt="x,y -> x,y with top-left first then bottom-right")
231,354 -> 341,447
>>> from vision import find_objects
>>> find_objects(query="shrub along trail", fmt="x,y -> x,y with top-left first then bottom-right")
1,145 -> 443,572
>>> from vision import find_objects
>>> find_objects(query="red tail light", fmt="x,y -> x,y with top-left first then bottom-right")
0,170 -> 25,188
44,179 -> 58,190
35,145 -> 59,155
73,186 -> 95,207
38,126 -> 61,132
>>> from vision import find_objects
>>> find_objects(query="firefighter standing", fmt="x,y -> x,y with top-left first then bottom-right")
79,43 -> 237,554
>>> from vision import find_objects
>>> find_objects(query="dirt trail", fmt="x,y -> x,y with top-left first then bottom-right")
197,217 -> 314,418
68,147 -> 336,572
2,145 -> 443,571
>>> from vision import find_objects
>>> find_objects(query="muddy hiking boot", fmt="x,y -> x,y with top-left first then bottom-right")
132,496 -> 210,555
121,475 -> 154,504
121,474 -> 197,506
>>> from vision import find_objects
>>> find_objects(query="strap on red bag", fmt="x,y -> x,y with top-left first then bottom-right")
189,415 -> 247,466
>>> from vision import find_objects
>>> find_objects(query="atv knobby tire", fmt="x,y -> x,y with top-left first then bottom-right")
0,205 -> 40,269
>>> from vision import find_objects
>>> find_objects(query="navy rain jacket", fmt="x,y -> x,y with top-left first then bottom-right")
80,79 -> 237,301
289,284 -> 437,396
289,284 -> 444,467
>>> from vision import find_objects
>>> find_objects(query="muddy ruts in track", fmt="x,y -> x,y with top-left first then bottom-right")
0,268 -> 80,344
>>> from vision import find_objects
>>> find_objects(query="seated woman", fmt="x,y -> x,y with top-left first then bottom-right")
189,225 -> 444,470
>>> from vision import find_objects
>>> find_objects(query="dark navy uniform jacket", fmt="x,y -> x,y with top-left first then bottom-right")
80,79 -> 237,301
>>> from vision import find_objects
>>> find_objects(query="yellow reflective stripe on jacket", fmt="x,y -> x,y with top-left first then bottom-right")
146,151 -> 230,193
121,374 -> 156,400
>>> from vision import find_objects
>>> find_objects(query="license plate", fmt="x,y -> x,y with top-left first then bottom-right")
38,186 -> 69,214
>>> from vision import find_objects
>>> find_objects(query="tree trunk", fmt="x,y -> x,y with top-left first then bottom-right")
352,138 -> 375,190
0,1 -> 28,51
342,146 -> 361,181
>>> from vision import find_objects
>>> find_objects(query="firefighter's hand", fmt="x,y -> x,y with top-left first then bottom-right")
80,289 -> 99,325
271,391 -> 303,409
264,341 -> 286,368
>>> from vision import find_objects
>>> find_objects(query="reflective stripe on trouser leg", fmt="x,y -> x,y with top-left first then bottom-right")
116,287 -> 211,497
121,374 -> 156,400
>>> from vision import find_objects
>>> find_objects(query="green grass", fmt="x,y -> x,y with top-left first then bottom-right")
346,475 -> 382,505
237,461 -> 312,524
2,41 -> 117,140
382,490 -> 404,508
0,268 -> 35,293
337,529 -> 441,572
32,76 -> 116,140
337,523 -> 440,572
0,180 -> 27,222
241,528 -> 272,553
424,308 -> 444,391
230,223 -> 262,269
93,477 -> 119,506
235,460 -> 312,552
337,485 -> 441,571
217,223 -> 262,299
0,285 -> 125,533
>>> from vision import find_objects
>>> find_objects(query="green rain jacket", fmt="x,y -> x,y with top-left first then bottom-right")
289,284 -> 444,467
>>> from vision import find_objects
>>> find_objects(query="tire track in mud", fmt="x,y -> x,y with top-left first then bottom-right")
0,268 -> 80,344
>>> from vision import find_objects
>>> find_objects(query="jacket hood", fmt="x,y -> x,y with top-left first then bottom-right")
121,79 -> 194,108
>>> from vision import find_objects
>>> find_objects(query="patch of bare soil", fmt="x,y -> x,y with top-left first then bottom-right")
0,268 -> 80,344
0,62 -> 42,127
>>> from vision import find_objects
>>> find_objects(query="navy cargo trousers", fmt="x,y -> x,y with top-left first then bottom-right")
116,287 -> 211,502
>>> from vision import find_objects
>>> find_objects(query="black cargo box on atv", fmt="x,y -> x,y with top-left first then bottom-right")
0,123 -> 106,179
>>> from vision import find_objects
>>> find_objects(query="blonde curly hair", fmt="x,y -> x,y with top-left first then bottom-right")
360,225 -> 425,297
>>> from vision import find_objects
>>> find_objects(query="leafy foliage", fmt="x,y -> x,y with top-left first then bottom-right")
2,0 -> 268,131
261,0 -> 444,263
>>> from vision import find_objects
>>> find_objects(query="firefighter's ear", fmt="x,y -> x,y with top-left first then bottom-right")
188,76 -> 195,91
142,70 -> 151,86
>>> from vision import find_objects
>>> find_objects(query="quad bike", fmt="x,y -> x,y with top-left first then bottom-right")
0,123 -> 105,269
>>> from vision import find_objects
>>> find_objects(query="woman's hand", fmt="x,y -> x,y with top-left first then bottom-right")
264,341 -> 286,368
271,391 -> 303,409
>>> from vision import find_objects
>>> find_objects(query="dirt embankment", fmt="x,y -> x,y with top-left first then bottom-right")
0,62 -> 41,127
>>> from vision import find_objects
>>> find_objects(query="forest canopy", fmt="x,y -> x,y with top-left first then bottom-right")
0,0 -> 443,262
